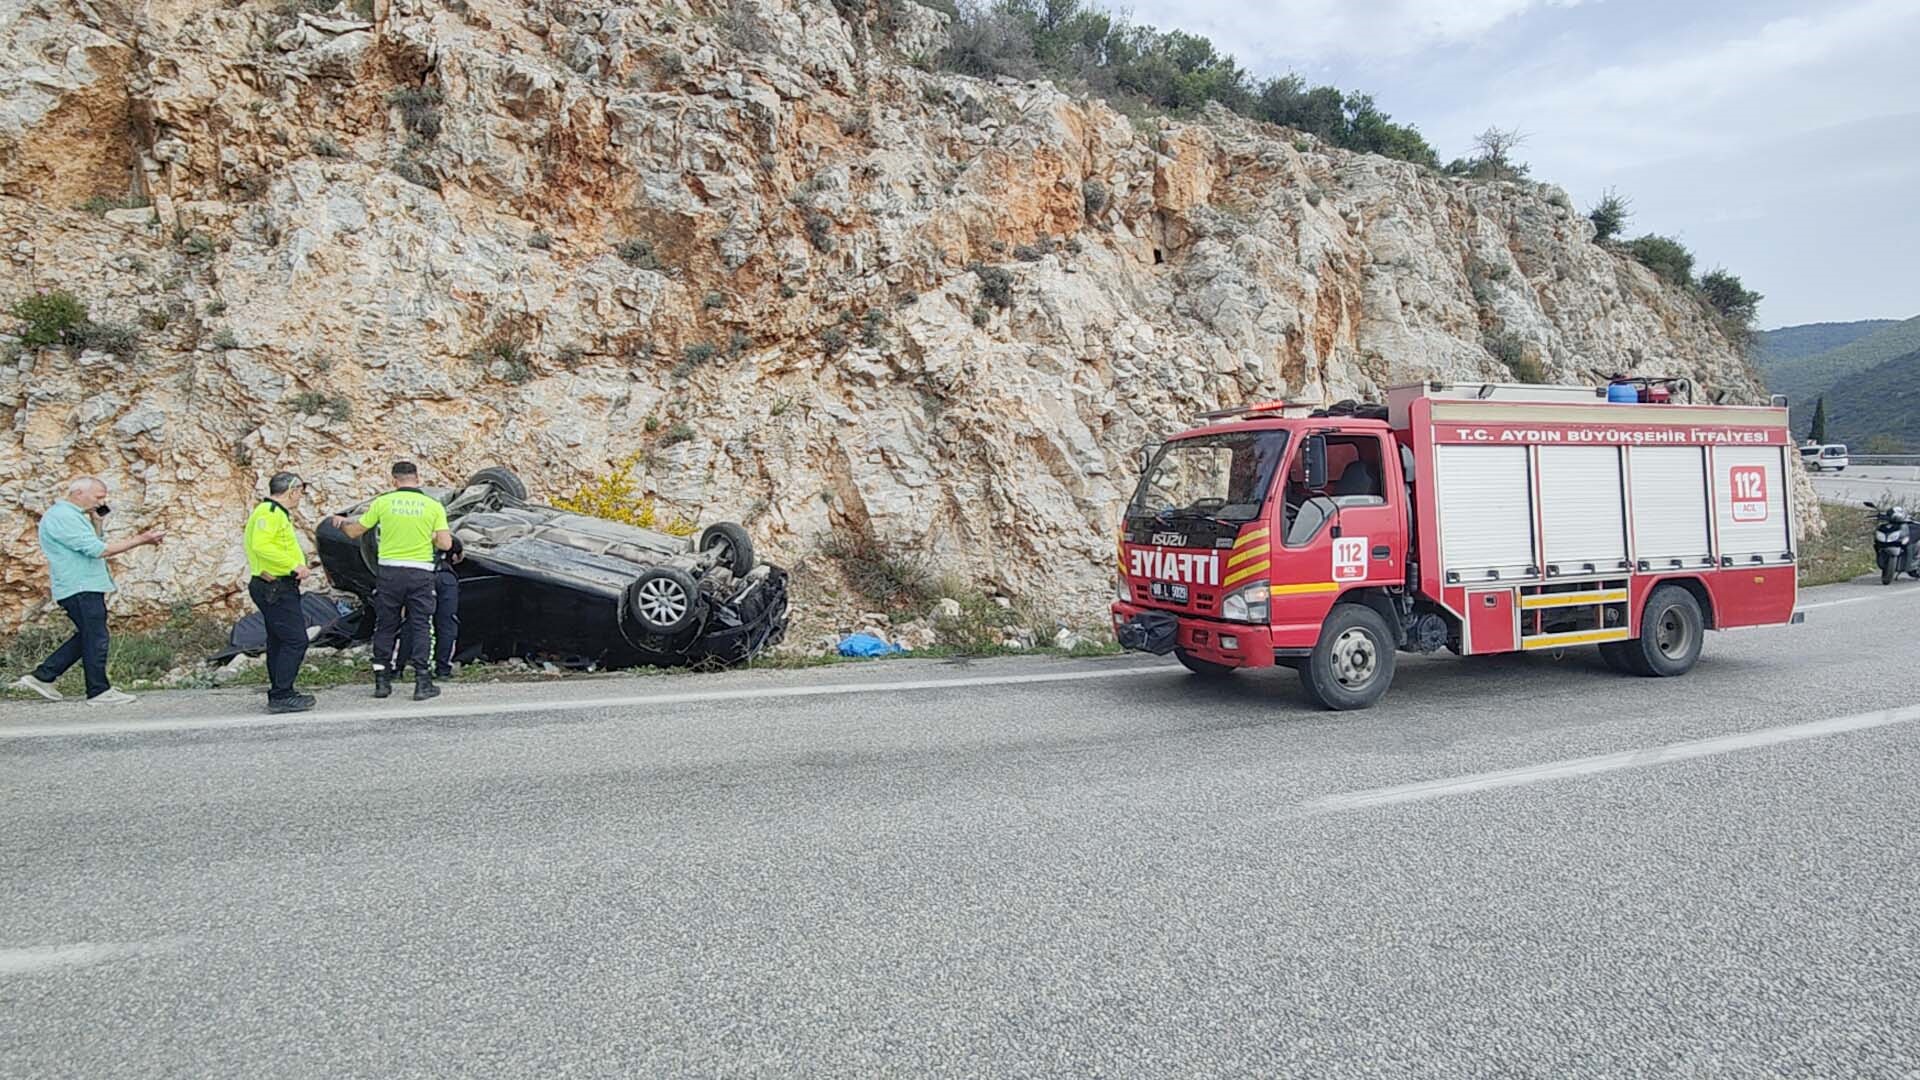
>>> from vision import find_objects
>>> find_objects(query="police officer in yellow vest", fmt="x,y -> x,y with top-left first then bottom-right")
244,471 -> 316,714
327,461 -> 455,701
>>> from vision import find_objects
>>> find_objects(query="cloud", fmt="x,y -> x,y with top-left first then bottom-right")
1442,0 -> 1920,173
1126,0 -> 1585,64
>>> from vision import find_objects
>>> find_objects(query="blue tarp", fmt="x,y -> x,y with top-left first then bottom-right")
837,633 -> 904,657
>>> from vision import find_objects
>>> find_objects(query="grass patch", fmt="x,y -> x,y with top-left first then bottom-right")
820,529 -> 936,612
1800,501 -> 1879,586
2,602 -> 230,696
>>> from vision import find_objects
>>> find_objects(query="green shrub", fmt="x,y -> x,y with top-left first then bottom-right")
71,319 -> 140,357
311,135 -> 346,158
387,86 -> 444,140
391,155 -> 439,191
77,194 -> 151,215
9,289 -> 88,348
1624,234 -> 1693,287
1698,268 -> 1762,324
860,309 -> 887,348
529,229 -> 552,250
181,231 -> 215,257
972,263 -> 1014,308
1484,330 -> 1542,382
205,299 -> 228,316
469,334 -> 532,383
804,209 -> 835,253
822,326 -> 847,353
703,290 -> 726,310
822,528 -> 936,611
617,238 -> 661,269
1588,188 -> 1629,243
212,328 -> 240,349
971,305 -> 991,328
1082,178 -> 1110,217
663,421 -> 695,445
939,2 -> 1437,167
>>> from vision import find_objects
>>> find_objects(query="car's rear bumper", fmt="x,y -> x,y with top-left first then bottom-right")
1110,602 -> 1275,668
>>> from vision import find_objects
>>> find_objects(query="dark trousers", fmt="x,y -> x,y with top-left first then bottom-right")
370,566 -> 436,675
33,591 -> 111,699
396,567 -> 460,675
248,576 -> 310,701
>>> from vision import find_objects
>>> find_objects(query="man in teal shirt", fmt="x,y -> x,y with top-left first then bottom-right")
12,476 -> 164,704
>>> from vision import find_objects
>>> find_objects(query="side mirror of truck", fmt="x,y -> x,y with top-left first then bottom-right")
1139,442 -> 1161,474
1303,435 -> 1328,489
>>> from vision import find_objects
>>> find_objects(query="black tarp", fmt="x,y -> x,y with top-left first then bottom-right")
213,593 -> 365,661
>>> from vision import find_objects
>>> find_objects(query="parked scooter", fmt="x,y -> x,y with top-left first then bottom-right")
1865,502 -> 1920,585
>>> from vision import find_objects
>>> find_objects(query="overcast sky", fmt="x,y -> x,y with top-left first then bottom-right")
1123,0 -> 1920,328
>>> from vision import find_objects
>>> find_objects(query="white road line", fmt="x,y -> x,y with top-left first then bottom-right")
0,939 -> 183,976
1796,592 -> 1917,612
0,664 -> 1170,740
1305,703 -> 1920,815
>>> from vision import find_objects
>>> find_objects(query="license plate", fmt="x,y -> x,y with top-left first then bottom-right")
1150,581 -> 1189,603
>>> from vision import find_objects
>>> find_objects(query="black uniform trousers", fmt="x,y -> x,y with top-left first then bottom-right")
396,566 -> 460,675
247,575 -> 310,701
370,566 -> 436,675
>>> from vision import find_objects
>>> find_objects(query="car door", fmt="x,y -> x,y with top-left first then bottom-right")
1267,429 -> 1406,647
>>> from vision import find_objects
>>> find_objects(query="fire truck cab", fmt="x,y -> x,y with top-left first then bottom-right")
1112,381 -> 1800,710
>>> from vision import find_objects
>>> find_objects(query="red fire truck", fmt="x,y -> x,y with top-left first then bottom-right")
1112,381 -> 1801,709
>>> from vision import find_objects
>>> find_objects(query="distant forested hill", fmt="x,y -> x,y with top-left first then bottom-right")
1760,315 -> 1920,420
1820,347 -> 1920,452
1755,320 -> 1897,367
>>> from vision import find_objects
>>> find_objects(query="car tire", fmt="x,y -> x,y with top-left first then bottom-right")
1174,648 -> 1234,678
1622,584 -> 1704,677
466,466 -> 528,502
697,521 -> 755,577
625,566 -> 701,636
1299,603 -> 1396,711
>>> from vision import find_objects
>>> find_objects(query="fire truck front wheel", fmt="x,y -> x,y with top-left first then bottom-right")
1300,603 -> 1397,711
1175,648 -> 1236,678
1614,584 -> 1705,677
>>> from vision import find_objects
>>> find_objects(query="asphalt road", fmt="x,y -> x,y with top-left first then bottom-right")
5,579 -> 1920,1078
1812,469 -> 1920,506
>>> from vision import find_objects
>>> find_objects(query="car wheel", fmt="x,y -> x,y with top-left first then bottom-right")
465,466 -> 528,502
625,566 -> 702,636
1299,603 -> 1396,710
1624,585 -> 1704,677
1174,648 -> 1235,678
697,521 -> 755,577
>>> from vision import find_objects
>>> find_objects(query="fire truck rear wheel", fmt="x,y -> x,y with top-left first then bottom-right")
1174,648 -> 1235,678
1300,603 -> 1397,711
1622,584 -> 1704,677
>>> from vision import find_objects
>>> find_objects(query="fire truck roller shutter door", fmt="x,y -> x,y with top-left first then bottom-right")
1630,447 -> 1712,568
1715,446 -> 1791,564
1538,446 -> 1627,575
1434,445 -> 1536,582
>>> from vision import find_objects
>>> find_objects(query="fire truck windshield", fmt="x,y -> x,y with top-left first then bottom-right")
1128,430 -> 1289,524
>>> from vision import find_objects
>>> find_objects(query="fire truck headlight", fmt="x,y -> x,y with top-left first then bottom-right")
1116,578 -> 1133,602
1221,580 -> 1269,623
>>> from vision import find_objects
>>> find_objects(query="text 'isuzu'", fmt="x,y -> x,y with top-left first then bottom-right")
1112,381 -> 1801,709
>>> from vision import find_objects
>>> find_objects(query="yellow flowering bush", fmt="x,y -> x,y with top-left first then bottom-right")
552,453 -> 697,536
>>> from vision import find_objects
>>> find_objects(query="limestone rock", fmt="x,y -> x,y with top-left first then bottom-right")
0,0 -> 1798,629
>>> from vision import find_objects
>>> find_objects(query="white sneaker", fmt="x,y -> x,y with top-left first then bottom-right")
86,688 -> 137,706
11,675 -> 63,701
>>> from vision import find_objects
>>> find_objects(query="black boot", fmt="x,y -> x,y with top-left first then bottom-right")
373,668 -> 393,699
413,673 -> 440,701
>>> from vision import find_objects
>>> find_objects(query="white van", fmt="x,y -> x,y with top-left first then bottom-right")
1799,443 -> 1849,472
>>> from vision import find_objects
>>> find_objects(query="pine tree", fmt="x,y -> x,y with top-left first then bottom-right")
1807,396 -> 1828,444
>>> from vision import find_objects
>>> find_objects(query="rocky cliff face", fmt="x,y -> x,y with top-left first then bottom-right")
0,0 -> 1789,626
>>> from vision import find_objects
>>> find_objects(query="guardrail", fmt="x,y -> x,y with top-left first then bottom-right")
1852,455 -> 1920,465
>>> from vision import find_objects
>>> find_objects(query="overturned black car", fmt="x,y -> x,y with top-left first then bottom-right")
313,467 -> 789,669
